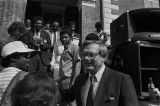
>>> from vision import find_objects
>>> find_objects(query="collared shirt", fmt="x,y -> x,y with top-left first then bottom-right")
59,42 -> 80,77
50,31 -> 60,47
82,64 -> 105,106
94,30 -> 104,40
34,30 -> 41,38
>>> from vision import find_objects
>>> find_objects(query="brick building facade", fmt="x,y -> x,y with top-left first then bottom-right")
0,0 -> 159,43
82,0 -> 101,39
82,0 -> 159,44
0,0 -> 27,40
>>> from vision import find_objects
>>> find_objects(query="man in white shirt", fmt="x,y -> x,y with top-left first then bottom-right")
50,21 -> 61,52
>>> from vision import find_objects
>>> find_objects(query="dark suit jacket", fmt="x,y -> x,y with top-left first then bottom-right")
60,66 -> 139,106
28,29 -> 51,66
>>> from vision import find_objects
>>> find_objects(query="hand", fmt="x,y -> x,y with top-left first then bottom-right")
33,36 -> 43,46
61,78 -> 70,89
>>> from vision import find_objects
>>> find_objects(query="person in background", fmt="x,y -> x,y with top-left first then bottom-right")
11,72 -> 61,106
44,23 -> 52,35
68,21 -> 81,47
50,21 -> 61,53
0,21 -> 30,70
59,28 -> 81,88
6,21 -> 31,46
85,33 -> 100,41
51,21 -> 60,50
50,21 -> 62,77
94,22 -> 109,45
0,21 -> 25,52
57,29 -> 81,106
0,41 -> 34,106
27,16 -> 52,73
60,41 -> 139,106
25,19 -> 32,31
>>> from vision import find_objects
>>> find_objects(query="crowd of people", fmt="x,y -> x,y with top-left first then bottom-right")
0,16 -> 139,106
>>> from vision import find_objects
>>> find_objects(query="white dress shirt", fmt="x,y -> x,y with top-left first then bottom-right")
50,31 -> 60,47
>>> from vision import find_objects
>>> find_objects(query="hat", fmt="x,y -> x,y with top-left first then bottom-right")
1,41 -> 34,57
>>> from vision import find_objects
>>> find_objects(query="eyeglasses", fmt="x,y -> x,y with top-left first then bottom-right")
82,52 -> 99,60
19,53 -> 31,59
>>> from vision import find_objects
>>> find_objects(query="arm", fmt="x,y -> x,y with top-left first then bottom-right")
120,74 -> 139,106
70,60 -> 81,86
70,45 -> 81,87
59,80 -> 76,102
50,43 -> 60,71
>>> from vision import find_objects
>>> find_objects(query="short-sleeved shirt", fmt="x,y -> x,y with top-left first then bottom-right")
59,42 -> 80,78
0,67 -> 28,106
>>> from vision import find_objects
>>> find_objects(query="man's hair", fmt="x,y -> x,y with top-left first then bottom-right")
68,21 -> 76,26
32,16 -> 44,24
11,72 -> 61,106
95,22 -> 103,29
25,19 -> 31,23
82,41 -> 109,58
60,28 -> 72,38
52,21 -> 59,26
25,19 -> 31,26
85,33 -> 100,41
8,22 -> 26,36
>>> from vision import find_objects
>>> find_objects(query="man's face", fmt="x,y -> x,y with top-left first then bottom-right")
25,19 -> 31,27
15,53 -> 30,71
13,29 -> 25,40
52,22 -> 59,32
69,24 -> 75,31
34,20 -> 42,32
82,43 -> 105,75
60,33 -> 71,46
45,23 -> 51,30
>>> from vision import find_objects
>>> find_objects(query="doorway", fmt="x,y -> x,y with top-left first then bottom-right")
25,0 -> 81,34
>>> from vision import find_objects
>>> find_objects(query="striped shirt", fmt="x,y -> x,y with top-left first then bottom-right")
0,67 -> 21,102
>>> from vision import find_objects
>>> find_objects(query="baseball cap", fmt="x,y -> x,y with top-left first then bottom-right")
1,41 -> 34,57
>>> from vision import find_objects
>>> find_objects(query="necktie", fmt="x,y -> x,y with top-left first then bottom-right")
51,33 -> 54,46
86,76 -> 94,106
53,32 -> 57,48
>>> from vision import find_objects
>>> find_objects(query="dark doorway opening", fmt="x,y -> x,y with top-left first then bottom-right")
25,0 -> 81,34
25,0 -> 42,20
65,6 -> 80,34
43,12 -> 63,27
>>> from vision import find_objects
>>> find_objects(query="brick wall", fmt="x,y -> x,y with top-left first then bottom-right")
82,0 -> 101,40
82,0 -> 159,35
0,0 -> 27,40
102,0 -> 119,34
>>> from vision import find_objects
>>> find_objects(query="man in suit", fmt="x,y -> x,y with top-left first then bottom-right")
60,41 -> 139,106
25,19 -> 31,31
27,16 -> 51,73
50,21 -> 61,52
50,21 -> 62,73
